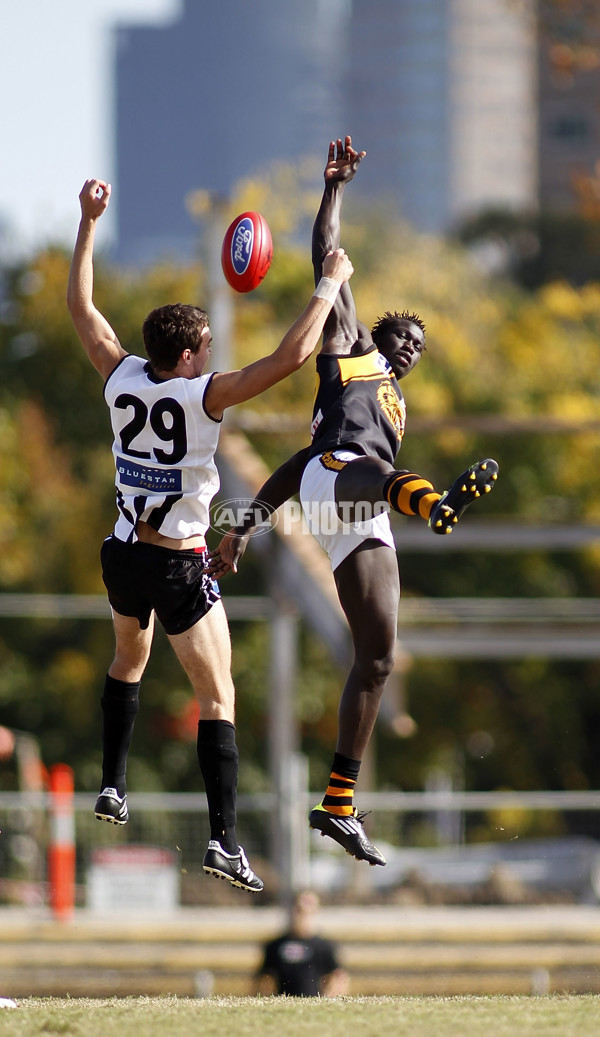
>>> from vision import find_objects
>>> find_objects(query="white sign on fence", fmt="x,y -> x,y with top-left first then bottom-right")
87,845 -> 179,912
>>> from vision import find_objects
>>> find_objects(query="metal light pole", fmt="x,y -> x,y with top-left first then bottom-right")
187,189 -> 233,379
268,578 -> 310,900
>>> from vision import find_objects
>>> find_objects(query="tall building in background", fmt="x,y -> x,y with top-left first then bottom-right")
538,41 -> 600,213
114,0 -> 350,264
114,0 -> 596,264
347,0 -> 537,232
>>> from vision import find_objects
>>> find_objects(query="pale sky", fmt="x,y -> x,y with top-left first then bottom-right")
0,0 -> 181,257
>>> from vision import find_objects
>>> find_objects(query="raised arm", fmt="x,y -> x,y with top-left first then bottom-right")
67,179 -> 127,380
312,136 -> 367,352
204,248 -> 353,419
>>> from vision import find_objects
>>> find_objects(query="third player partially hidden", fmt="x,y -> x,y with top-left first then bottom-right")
210,136 -> 499,869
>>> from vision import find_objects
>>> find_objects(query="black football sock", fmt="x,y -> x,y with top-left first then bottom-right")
197,719 -> 239,855
100,674 -> 140,797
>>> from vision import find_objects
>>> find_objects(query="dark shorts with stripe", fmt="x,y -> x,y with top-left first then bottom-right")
100,535 -> 221,635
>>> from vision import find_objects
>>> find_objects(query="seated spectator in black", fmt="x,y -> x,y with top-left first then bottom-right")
254,889 -> 349,997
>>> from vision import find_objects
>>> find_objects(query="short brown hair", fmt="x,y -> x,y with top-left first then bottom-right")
142,303 -> 209,372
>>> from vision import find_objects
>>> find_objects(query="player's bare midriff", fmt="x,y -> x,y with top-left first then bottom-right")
136,520 -> 206,552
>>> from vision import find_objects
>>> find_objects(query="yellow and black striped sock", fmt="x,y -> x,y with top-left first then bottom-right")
384,470 -> 441,522
322,753 -> 361,817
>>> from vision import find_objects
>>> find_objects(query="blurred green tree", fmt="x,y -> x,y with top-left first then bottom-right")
0,171 -> 599,842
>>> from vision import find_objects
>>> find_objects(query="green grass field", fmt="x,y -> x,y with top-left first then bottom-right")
1,995 -> 600,1036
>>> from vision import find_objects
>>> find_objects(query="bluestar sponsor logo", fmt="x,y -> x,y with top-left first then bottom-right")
116,457 -> 182,492
231,218 -> 254,275
210,498 -> 277,537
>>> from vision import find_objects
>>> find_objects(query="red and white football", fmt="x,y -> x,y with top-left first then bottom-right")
221,211 -> 273,293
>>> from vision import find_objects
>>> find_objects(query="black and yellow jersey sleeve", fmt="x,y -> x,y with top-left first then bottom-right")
308,346 -> 406,466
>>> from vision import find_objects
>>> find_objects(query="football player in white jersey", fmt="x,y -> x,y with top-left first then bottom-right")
67,177 -> 353,893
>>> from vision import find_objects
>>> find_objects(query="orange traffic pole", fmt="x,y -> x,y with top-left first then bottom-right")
47,763 -> 75,921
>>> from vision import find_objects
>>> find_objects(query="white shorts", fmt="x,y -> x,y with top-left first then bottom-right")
299,450 -> 395,572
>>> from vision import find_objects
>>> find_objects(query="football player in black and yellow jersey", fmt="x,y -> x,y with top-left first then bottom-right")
211,138 -> 498,867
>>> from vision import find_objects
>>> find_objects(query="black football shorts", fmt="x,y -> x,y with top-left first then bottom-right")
100,535 -> 221,635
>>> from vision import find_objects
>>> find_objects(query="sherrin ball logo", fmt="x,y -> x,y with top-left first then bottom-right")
231,217 -> 254,276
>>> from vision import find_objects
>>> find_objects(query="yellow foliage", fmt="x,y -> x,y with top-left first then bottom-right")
0,401 -> 107,591
6,169 -> 600,577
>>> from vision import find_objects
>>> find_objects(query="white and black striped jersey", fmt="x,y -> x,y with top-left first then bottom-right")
104,354 -> 221,542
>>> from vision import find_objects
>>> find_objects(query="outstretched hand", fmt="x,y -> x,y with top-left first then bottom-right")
324,135 -> 366,185
79,178 -> 111,221
207,530 -> 250,578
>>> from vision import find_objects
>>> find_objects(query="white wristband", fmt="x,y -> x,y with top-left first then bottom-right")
313,276 -> 341,304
